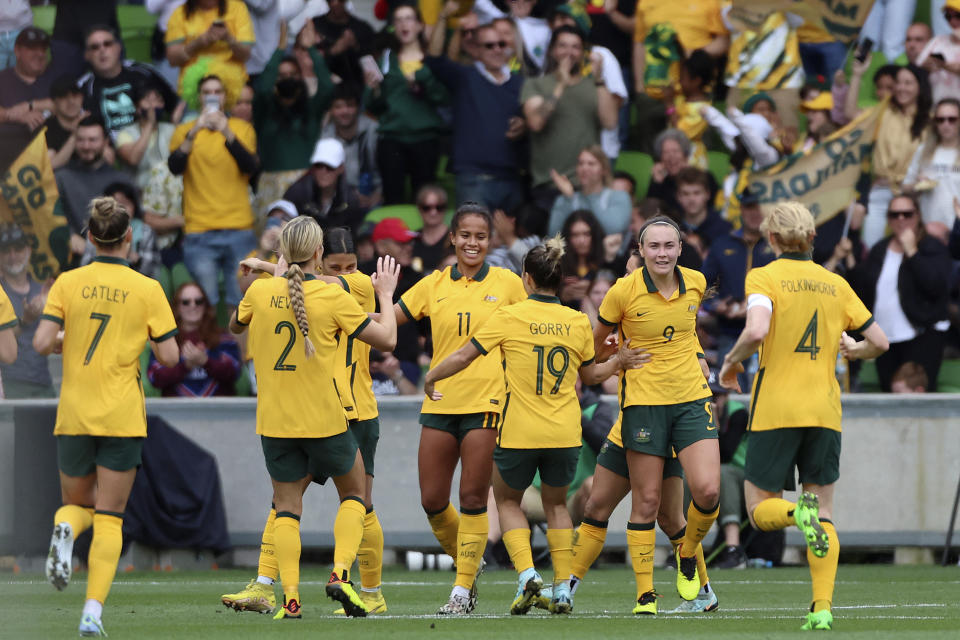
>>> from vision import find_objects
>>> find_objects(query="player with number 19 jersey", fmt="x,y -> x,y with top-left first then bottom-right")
744,255 -> 873,432
598,265 -> 710,408
41,257 -> 177,437
237,275 -> 370,438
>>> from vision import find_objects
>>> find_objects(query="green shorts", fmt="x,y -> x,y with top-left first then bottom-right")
57,435 -> 144,477
350,417 -> 380,477
261,430 -> 358,483
620,398 -> 716,457
494,446 -> 580,491
744,427 -> 841,493
596,439 -> 684,480
420,412 -> 499,442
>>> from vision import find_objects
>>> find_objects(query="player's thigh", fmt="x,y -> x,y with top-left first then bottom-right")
625,450 -> 665,520
458,426 -> 497,507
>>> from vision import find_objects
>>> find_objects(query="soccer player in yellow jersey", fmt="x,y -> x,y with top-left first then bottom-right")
33,197 -> 180,637
393,203 -> 527,614
222,228 -> 390,615
230,217 -> 400,619
423,237 -> 647,615
719,202 -> 889,631
0,285 -> 17,365
593,215 -> 720,614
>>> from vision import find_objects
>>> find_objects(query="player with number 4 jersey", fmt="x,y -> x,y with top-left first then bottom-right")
719,202 -> 888,631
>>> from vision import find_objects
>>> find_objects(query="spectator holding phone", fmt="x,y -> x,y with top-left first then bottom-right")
165,0 -> 254,91
918,1 -> 960,103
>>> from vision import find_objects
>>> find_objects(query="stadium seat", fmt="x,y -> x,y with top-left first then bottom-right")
936,359 -> 960,393
31,5 -> 55,34
118,4 -> 158,64
615,151 -> 654,198
707,150 -> 731,187
140,346 -> 161,398
364,204 -> 423,230
857,360 -> 881,392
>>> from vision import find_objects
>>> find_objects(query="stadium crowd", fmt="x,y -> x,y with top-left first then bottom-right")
1,0 -> 959,399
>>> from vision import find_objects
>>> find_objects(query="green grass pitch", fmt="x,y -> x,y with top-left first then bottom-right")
2,564 -> 958,638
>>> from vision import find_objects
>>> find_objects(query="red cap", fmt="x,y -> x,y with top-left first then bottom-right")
371,217 -> 418,243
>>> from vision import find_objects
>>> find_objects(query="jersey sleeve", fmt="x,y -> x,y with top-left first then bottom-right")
333,290 -> 372,338
235,119 -> 257,153
165,6 -> 186,43
0,288 -> 17,330
597,278 -> 625,327
231,1 -> 256,44
147,281 -> 178,342
470,309 -> 507,356
41,276 -> 67,326
744,267 -> 775,302
236,280 -> 257,326
505,272 -> 527,304
169,122 -> 190,152
341,272 -> 376,312
842,281 -> 874,333
398,272 -> 432,322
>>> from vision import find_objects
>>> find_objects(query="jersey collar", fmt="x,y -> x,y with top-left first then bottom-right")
303,274 -> 317,281
779,251 -> 812,261
528,293 -> 561,304
93,256 -> 130,267
451,261 -> 490,282
641,266 -> 686,295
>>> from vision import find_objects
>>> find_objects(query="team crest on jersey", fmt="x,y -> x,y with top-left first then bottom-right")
600,442 -> 609,454
635,428 -> 651,444
688,305 -> 697,312
483,295 -> 498,302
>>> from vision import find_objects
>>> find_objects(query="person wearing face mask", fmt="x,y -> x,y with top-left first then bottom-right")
253,20 -> 335,215
116,82 -> 177,189
0,224 -> 54,398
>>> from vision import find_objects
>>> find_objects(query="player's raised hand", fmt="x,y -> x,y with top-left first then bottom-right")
372,255 -> 400,297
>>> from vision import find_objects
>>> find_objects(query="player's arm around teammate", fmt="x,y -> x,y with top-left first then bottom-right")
717,202 -> 888,631
390,203 -> 527,614
33,197 -> 179,637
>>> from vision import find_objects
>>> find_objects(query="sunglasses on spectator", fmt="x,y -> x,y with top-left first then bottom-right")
179,297 -> 206,306
935,115 -> 959,123
419,203 -> 446,212
887,209 -> 916,220
946,10 -> 960,22
86,39 -> 116,51
482,41 -> 508,50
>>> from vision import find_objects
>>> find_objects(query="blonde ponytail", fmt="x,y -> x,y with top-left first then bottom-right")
286,263 -> 316,358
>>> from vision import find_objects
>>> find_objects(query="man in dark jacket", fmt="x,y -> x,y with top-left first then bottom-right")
282,138 -> 365,234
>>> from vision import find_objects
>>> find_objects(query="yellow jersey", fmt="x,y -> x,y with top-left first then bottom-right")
471,294 -> 595,449
237,275 -> 371,438
399,262 -> 526,415
334,272 -> 377,422
745,254 -> 873,432
0,286 -> 16,331
165,0 -> 255,90
598,266 -> 710,407
41,257 -> 177,437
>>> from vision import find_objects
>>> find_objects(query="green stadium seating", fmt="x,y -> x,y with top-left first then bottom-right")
936,359 -> 960,393
31,6 -> 54,34
364,204 -> 423,230
118,4 -> 158,64
615,151 -> 654,198
707,150 -> 731,187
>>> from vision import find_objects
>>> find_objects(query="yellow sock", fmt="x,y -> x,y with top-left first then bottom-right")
454,510 -> 488,590
546,528 -> 573,585
696,543 -> 709,588
333,497 -> 367,576
86,512 -> 123,604
752,498 -> 796,531
681,500 -> 719,558
358,508 -> 384,590
54,504 -> 94,536
502,527 -> 534,574
626,523 -> 656,599
258,507 -> 278,581
427,503 -> 460,559
274,513 -> 301,599
571,519 -> 608,579
810,520 -> 839,612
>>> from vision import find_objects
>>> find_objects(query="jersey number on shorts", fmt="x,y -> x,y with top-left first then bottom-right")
274,321 -> 298,371
532,345 -> 570,395
794,311 -> 821,361
84,312 -> 112,365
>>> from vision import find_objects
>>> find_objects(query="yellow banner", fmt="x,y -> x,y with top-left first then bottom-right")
0,130 -> 69,280
731,0 -> 876,43
746,101 -> 884,225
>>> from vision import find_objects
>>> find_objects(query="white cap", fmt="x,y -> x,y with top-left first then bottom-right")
310,138 -> 345,168
265,199 -> 298,220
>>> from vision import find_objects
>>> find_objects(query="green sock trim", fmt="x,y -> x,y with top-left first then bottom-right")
691,499 -> 719,515
276,511 -> 301,521
341,495 -> 365,507
425,502 -> 450,517
94,509 -> 124,519
461,506 -> 487,516
582,517 -> 609,529
820,518 -> 833,525
627,521 -> 655,531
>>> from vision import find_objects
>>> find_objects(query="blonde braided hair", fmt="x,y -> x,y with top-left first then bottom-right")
278,217 -> 324,358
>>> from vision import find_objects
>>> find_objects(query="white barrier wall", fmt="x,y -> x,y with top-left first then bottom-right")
1,395 -> 959,552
